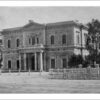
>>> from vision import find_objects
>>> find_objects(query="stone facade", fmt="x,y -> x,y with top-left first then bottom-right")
1,20 -> 89,71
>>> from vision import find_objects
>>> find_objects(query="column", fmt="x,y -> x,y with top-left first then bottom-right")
24,53 -> 26,71
35,52 -> 37,71
40,51 -> 43,72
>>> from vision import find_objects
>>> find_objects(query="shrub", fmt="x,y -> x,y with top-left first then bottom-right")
68,54 -> 85,68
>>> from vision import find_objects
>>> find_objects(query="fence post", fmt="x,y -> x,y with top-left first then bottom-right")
63,68 -> 66,79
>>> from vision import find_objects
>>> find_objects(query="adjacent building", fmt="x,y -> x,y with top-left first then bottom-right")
1,20 -> 89,71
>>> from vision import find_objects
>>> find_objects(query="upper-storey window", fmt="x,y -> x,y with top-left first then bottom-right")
37,37 -> 39,44
32,37 -> 35,45
62,34 -> 66,44
0,39 -> 2,45
29,38 -> 31,45
8,40 -> 11,48
16,39 -> 20,47
76,31 -> 80,45
84,34 -> 87,45
51,35 -> 54,45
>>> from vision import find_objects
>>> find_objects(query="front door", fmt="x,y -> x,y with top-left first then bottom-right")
31,55 -> 35,71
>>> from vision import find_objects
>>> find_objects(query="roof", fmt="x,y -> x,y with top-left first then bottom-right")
2,20 -> 45,33
2,20 -> 88,33
46,20 -> 88,30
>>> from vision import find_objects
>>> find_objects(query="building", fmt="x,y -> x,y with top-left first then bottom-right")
1,20 -> 89,71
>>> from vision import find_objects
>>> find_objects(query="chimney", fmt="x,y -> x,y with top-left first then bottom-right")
29,20 -> 34,23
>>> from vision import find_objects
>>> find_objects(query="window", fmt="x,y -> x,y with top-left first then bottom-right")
17,60 -> 20,70
62,34 -> 66,44
32,37 -> 35,45
51,35 -> 54,45
0,39 -> 2,45
62,58 -> 67,68
8,60 -> 11,69
29,38 -> 31,44
51,58 -> 55,69
8,40 -> 11,48
37,37 -> 39,44
84,34 -> 87,42
77,34 -> 80,44
16,39 -> 20,47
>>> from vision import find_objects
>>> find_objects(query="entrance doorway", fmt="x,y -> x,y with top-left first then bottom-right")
31,55 -> 35,71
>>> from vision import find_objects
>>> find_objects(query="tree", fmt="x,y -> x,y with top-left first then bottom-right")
86,19 -> 100,64
68,54 -> 84,68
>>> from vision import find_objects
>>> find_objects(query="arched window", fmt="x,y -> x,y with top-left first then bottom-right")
8,40 -> 11,48
32,37 -> 35,45
16,39 -> 20,47
62,34 -> 66,44
37,37 -> 39,44
29,38 -> 31,44
51,35 -> 54,45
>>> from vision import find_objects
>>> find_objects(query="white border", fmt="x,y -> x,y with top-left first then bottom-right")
0,1 -> 99,6
0,1 -> 100,99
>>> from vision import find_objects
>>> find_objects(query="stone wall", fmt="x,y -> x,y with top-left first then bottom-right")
49,68 -> 100,80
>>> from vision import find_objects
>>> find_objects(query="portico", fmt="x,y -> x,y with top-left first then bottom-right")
20,51 -> 44,72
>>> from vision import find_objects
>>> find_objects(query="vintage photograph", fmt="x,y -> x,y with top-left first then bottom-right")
0,7 -> 100,93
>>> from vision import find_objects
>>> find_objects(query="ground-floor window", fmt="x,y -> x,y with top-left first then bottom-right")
51,58 -> 55,69
8,60 -> 11,69
62,58 -> 67,68
17,60 -> 20,70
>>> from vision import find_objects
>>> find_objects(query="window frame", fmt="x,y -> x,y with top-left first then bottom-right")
62,58 -> 67,68
8,39 -> 11,48
16,60 -> 20,70
62,34 -> 66,45
16,38 -> 20,47
50,58 -> 56,69
8,60 -> 11,69
50,35 -> 55,45
32,37 -> 35,45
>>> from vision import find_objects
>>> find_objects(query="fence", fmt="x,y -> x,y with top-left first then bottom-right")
49,68 -> 100,80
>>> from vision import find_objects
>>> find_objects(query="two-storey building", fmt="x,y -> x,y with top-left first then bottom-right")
1,20 -> 89,71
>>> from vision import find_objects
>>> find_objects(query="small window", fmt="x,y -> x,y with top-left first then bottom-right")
0,39 -> 2,45
17,60 -> 20,70
8,40 -> 11,48
62,58 -> 67,68
77,34 -> 80,44
16,39 -> 20,47
51,58 -> 55,69
32,37 -> 35,45
62,34 -> 66,44
37,37 -> 39,44
29,38 -> 31,44
8,60 -> 11,69
51,35 -> 54,45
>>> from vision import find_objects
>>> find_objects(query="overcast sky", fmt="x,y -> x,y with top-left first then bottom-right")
0,7 -> 100,30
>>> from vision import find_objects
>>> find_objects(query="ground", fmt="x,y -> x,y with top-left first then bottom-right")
0,72 -> 100,93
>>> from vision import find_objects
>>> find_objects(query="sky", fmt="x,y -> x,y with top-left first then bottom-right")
0,7 -> 100,30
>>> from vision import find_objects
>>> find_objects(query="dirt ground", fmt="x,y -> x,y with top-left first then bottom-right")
0,72 -> 100,93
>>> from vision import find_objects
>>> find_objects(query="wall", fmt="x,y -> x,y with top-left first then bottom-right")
49,68 -> 100,80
